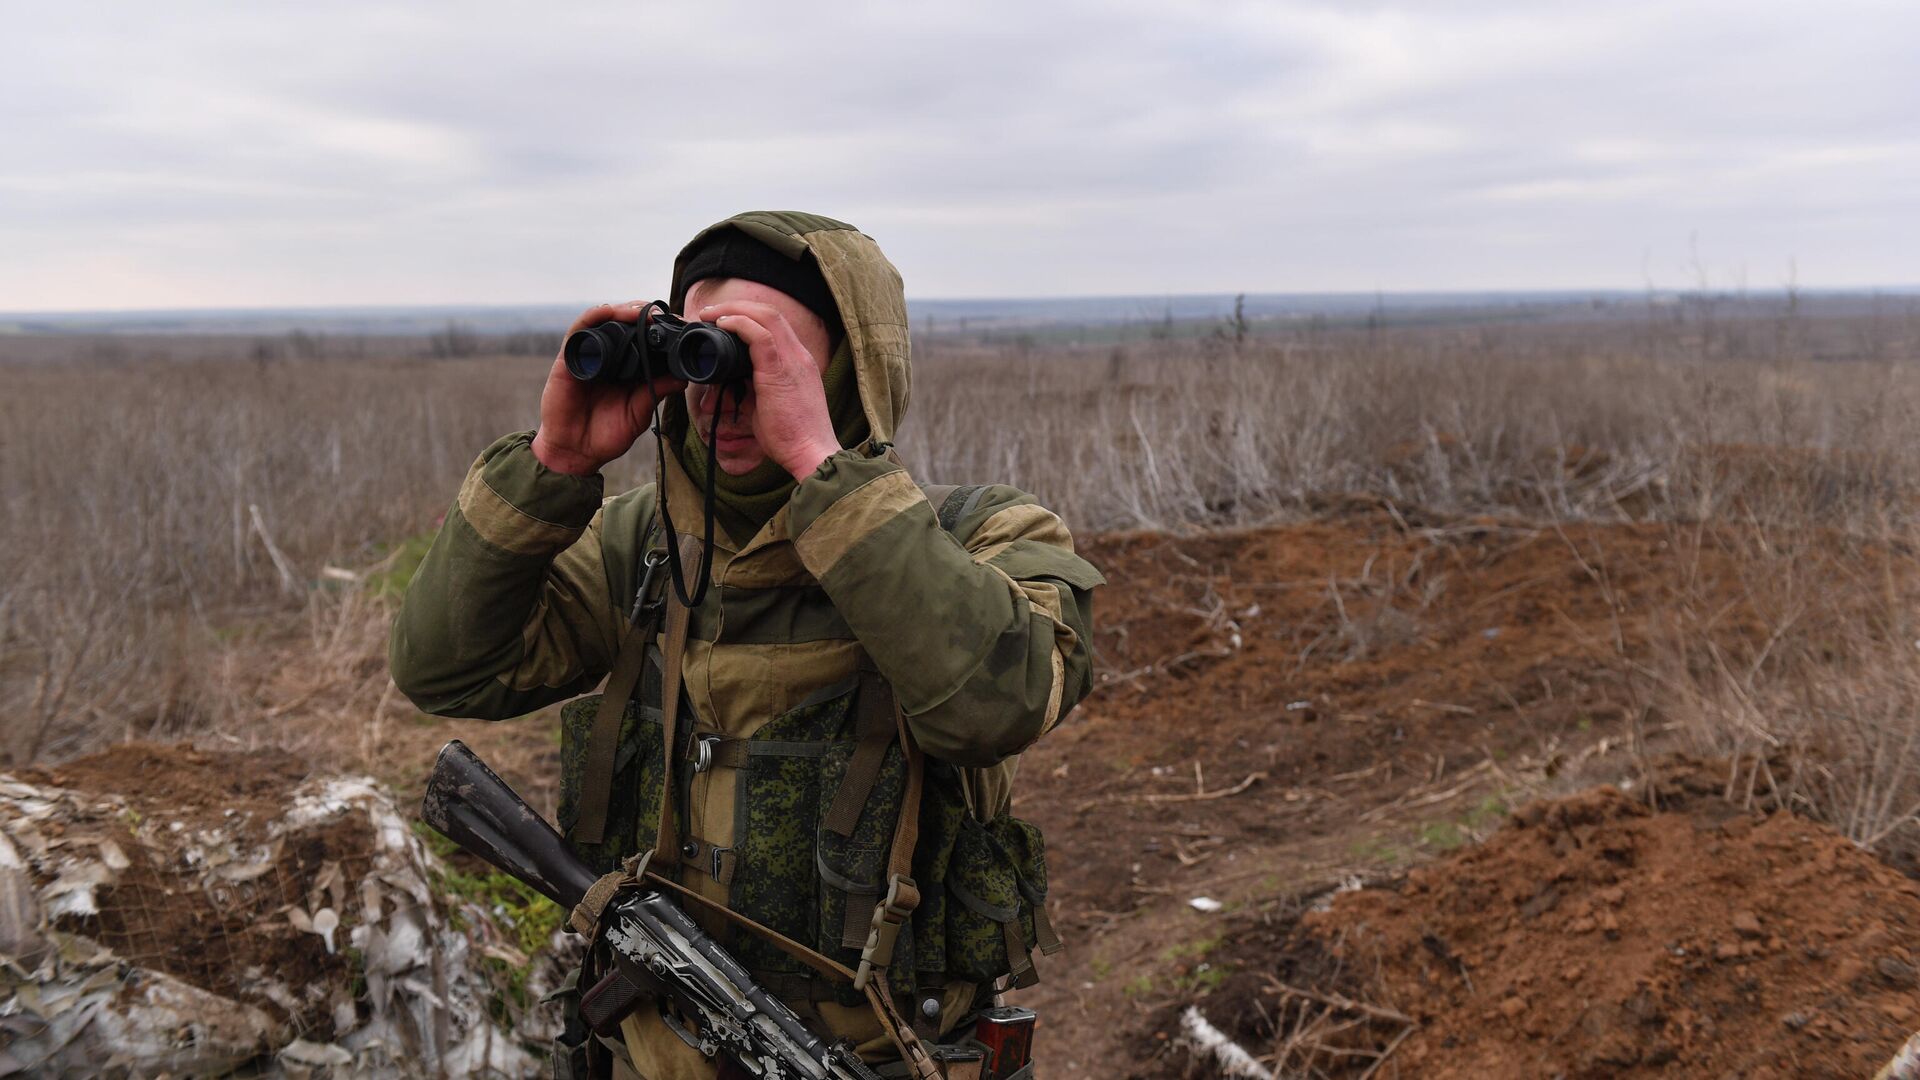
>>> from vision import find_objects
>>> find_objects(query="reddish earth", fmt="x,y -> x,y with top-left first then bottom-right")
1321,783 -> 1920,1078
22,740 -> 315,827
1008,509 -> 1918,1076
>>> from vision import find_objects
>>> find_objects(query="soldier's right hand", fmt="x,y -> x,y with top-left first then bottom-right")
531,302 -> 687,476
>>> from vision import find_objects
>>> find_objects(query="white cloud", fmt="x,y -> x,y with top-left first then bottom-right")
0,0 -> 1914,309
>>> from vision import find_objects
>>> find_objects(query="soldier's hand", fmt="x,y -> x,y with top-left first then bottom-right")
532,302 -> 686,476
696,301 -> 841,481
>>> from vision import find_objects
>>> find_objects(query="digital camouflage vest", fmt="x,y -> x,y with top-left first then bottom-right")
555,487 -> 1062,1004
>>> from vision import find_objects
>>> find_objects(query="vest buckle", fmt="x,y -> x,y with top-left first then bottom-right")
854,873 -> 920,991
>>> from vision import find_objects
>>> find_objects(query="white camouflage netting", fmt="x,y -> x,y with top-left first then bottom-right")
0,768 -> 572,1077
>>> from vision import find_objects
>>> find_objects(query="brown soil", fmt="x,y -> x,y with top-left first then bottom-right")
1358,788 -> 1915,1076
1022,514 -> 1684,948
1008,509 -> 1918,1076
22,740 -> 315,827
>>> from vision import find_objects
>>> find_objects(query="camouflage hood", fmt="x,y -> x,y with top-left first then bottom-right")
669,211 -> 911,446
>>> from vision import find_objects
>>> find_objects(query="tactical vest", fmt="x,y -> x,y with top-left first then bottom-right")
554,485 -> 1060,1009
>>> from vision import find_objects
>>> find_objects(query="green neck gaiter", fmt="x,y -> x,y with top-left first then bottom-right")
678,337 -> 869,544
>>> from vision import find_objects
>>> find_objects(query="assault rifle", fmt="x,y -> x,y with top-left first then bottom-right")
421,739 -> 886,1079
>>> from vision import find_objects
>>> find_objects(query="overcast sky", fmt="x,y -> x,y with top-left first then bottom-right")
2,1 -> 1914,311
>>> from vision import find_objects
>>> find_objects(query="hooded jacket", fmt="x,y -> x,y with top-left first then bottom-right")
389,212 -> 1101,1076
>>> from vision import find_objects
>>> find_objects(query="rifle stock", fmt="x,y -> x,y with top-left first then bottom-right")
420,739 -> 599,910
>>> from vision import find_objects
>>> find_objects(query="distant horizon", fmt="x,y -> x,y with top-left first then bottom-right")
8,282 -> 1920,323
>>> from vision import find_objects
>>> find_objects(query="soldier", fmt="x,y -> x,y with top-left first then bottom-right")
390,212 -> 1101,1078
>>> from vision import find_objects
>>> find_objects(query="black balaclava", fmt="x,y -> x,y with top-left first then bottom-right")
670,227 -> 868,543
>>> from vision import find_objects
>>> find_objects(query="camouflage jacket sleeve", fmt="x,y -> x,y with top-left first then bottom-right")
788,449 -> 1104,767
388,431 -> 635,719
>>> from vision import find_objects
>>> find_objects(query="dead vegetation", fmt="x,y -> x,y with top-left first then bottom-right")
5,304 -> 1918,770
1630,524 -> 1920,867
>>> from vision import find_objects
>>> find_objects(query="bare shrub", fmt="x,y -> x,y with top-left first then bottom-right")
1634,524 -> 1920,861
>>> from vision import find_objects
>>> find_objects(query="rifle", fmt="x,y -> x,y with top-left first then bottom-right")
421,739 -> 887,1079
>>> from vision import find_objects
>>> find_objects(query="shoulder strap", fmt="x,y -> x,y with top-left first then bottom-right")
919,483 -> 958,522
572,629 -> 652,846
650,555 -> 695,868
573,514 -> 669,847
821,671 -> 898,838
919,482 -> 990,537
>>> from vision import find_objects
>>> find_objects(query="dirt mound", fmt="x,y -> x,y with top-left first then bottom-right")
1019,515 -> 1755,1072
1038,517 -> 1668,916
1173,785 -> 1920,1078
21,741 -> 316,824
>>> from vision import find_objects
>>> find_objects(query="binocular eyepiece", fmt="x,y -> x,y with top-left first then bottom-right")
564,302 -> 750,386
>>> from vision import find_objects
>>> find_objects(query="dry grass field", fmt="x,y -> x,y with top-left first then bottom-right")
5,303 -> 1918,771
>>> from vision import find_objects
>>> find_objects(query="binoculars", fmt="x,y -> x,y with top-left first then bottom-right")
564,301 -> 750,385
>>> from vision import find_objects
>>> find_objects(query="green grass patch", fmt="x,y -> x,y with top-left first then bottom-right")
1158,935 -> 1222,964
1173,963 -> 1229,994
366,530 -> 440,599
1349,835 -> 1406,865
1160,934 -> 1231,994
1464,793 -> 1510,830
1418,793 -> 1512,851
413,821 -> 565,1021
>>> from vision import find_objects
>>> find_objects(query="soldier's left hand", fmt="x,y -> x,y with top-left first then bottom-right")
697,301 -> 841,481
